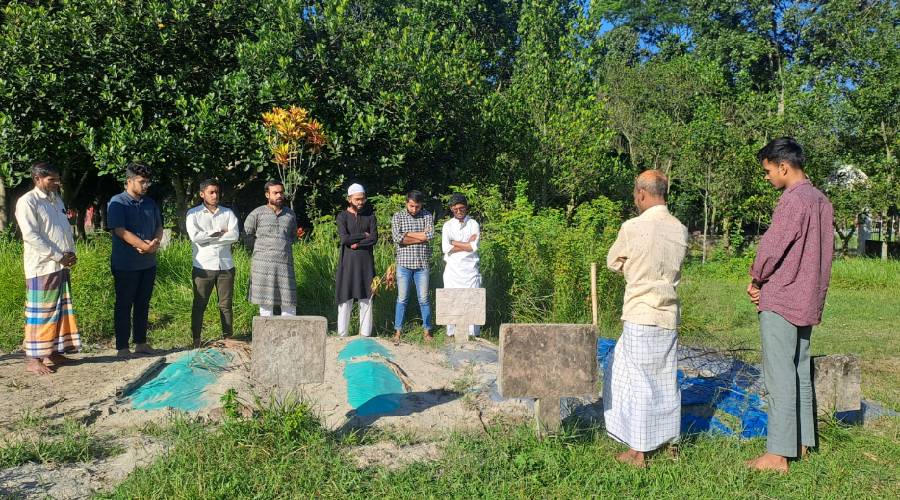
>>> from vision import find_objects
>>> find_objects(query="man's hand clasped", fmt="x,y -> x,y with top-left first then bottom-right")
747,281 -> 761,306
60,251 -> 77,267
136,238 -> 161,254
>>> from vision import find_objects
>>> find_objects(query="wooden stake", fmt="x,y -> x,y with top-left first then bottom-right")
590,262 -> 598,327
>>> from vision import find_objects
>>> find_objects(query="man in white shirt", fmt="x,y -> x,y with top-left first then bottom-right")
14,162 -> 81,375
441,193 -> 481,338
186,179 -> 239,348
603,170 -> 689,467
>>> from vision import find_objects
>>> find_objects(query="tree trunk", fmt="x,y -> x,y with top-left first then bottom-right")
835,225 -> 854,256
172,175 -> 191,235
701,190 -> 709,264
75,208 -> 87,240
99,201 -> 107,233
882,212 -> 891,261
0,181 -> 7,232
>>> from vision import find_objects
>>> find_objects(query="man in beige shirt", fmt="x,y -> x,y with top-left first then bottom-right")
603,170 -> 689,467
14,162 -> 81,375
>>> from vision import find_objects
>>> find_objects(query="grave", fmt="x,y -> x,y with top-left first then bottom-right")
499,324 -> 597,434
251,316 -> 327,399
435,288 -> 486,345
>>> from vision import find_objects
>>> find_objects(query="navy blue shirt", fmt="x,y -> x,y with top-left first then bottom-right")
107,191 -> 163,271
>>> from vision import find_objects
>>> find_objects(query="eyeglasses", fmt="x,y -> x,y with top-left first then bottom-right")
131,179 -> 152,187
450,206 -> 468,212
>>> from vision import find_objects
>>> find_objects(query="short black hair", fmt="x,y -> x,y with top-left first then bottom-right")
31,161 -> 60,179
406,190 -> 425,203
199,178 -> 220,192
264,180 -> 284,193
126,162 -> 152,180
448,193 -> 468,207
757,137 -> 805,170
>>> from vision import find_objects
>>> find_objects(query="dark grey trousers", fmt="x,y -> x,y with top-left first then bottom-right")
191,267 -> 235,341
759,311 -> 816,457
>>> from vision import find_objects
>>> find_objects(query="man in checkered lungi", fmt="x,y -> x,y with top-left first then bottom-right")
15,162 -> 82,375
603,170 -> 689,467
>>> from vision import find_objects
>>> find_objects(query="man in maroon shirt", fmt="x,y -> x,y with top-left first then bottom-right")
746,137 -> 834,473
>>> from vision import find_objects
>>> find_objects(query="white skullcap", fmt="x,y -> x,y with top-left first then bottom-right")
347,183 -> 365,196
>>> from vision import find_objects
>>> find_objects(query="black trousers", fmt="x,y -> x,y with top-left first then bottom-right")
191,267 -> 235,341
113,266 -> 157,350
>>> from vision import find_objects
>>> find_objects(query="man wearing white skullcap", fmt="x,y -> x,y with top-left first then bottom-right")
335,183 -> 377,336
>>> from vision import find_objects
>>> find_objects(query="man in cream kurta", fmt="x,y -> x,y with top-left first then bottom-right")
441,193 -> 481,337
603,170 -> 689,468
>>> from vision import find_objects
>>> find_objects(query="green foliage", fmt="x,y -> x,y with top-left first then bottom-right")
1,0 -> 897,239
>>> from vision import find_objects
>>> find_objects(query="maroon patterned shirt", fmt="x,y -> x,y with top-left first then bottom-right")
751,180 -> 834,326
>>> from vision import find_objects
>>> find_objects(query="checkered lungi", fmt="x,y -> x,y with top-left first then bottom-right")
23,269 -> 81,358
603,321 -> 680,452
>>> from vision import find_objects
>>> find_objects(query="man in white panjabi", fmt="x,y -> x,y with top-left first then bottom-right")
440,193 -> 481,337
603,170 -> 689,468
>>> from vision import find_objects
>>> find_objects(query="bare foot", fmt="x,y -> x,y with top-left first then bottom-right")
116,348 -> 132,359
423,331 -> 434,342
746,453 -> 789,473
26,358 -> 54,375
45,353 -> 72,366
615,449 -> 647,468
133,343 -> 157,356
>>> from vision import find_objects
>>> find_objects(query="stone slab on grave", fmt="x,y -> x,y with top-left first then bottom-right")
252,316 -> 327,398
436,288 -> 486,345
499,323 -> 598,434
812,354 -> 861,415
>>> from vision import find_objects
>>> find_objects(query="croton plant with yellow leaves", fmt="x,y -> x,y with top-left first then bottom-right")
261,106 -> 327,212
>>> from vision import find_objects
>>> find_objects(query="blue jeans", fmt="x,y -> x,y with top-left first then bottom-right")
394,266 -> 432,332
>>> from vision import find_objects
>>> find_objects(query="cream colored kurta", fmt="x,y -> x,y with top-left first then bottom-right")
15,187 -> 76,279
606,204 -> 689,330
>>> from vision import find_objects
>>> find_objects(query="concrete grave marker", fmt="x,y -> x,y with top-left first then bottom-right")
499,324 -> 597,434
813,354 -> 861,415
252,316 -> 326,398
436,288 -> 486,345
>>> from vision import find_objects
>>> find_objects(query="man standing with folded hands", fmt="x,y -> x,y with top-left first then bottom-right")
186,179 -> 239,347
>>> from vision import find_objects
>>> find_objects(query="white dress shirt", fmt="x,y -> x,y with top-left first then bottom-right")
441,216 -> 481,288
15,187 -> 76,279
186,204 -> 239,270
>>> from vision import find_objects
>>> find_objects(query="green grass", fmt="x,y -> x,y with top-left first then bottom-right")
678,257 -> 900,408
105,402 -> 900,499
0,416 -> 118,467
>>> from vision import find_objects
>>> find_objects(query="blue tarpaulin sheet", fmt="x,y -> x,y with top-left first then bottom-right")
340,339 -> 405,416
598,337 -> 767,438
129,349 -> 233,411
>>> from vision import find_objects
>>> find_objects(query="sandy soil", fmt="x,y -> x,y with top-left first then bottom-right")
0,336 -> 532,498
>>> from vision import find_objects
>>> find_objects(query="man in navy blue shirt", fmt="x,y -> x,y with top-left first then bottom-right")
107,163 -> 163,358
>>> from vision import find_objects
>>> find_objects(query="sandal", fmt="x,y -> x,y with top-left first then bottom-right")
392,332 -> 401,346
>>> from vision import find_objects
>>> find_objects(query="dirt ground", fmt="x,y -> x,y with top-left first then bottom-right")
0,336 -> 533,498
